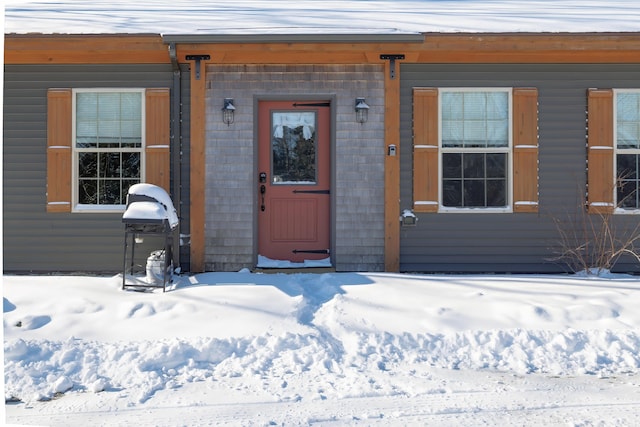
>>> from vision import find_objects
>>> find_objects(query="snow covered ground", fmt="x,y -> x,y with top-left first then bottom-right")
4,270 -> 640,426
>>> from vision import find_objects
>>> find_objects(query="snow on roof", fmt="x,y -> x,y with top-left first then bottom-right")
4,0 -> 640,35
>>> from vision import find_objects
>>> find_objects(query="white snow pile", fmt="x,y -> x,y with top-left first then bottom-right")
4,0 -> 640,34
4,271 -> 640,424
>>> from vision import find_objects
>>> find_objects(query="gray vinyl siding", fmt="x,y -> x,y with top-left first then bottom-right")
400,63 -> 640,274
3,64 -> 175,273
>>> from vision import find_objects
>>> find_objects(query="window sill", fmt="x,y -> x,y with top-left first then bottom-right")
614,207 -> 640,215
73,204 -> 126,214
439,206 -> 513,214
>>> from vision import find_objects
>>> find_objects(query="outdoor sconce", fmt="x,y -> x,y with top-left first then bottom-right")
355,97 -> 370,124
222,98 -> 235,126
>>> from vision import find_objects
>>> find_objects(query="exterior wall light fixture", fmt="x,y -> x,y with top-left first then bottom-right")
355,97 -> 370,124
222,98 -> 235,126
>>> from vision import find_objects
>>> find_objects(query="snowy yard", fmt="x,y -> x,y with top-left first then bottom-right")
4,271 -> 640,425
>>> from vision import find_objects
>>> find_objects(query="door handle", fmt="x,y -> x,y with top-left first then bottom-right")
260,184 -> 266,211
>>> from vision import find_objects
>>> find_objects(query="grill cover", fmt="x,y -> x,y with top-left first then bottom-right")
122,184 -> 178,231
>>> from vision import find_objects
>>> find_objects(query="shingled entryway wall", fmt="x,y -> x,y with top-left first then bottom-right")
203,64 -> 386,272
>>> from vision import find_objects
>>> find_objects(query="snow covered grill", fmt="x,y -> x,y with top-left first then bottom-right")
123,183 -> 179,233
122,184 -> 178,292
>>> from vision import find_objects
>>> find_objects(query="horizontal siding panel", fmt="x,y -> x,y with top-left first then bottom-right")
5,107 -> 47,116
3,152 -> 46,163
4,129 -> 47,137
402,253 -> 554,264
3,219 -> 124,234
402,239 -> 553,252
3,190 -> 46,201
401,263 -> 563,274
401,252 -> 557,260
401,236 -> 553,248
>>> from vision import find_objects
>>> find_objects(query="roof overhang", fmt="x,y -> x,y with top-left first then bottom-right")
162,33 -> 425,44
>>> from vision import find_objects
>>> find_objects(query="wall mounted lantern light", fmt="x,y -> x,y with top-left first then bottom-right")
355,97 -> 370,124
222,98 -> 235,126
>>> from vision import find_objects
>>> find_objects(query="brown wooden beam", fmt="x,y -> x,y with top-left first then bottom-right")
188,58 -> 207,272
4,34 -> 169,64
383,59 -> 401,272
6,33 -> 640,65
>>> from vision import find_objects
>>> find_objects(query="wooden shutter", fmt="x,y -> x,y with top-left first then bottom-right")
145,88 -> 171,192
413,88 -> 439,213
46,88 -> 72,213
512,88 -> 539,213
587,89 -> 614,214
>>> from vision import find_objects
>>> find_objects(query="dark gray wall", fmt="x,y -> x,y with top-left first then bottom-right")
400,63 -> 640,273
3,64 -> 176,273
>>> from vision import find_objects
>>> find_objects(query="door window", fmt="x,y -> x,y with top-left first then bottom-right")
271,111 -> 317,184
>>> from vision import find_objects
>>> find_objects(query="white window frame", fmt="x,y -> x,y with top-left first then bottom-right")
614,89 -> 640,214
71,88 -> 146,213
438,87 -> 513,213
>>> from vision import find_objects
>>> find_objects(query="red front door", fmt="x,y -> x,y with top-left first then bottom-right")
258,100 -> 331,264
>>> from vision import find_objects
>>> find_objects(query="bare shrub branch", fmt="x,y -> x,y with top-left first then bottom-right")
549,178 -> 640,275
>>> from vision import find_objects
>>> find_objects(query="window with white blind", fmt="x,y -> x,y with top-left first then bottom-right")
73,89 -> 144,210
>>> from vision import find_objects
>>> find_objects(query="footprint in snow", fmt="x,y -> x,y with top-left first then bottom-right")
126,302 -> 156,318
